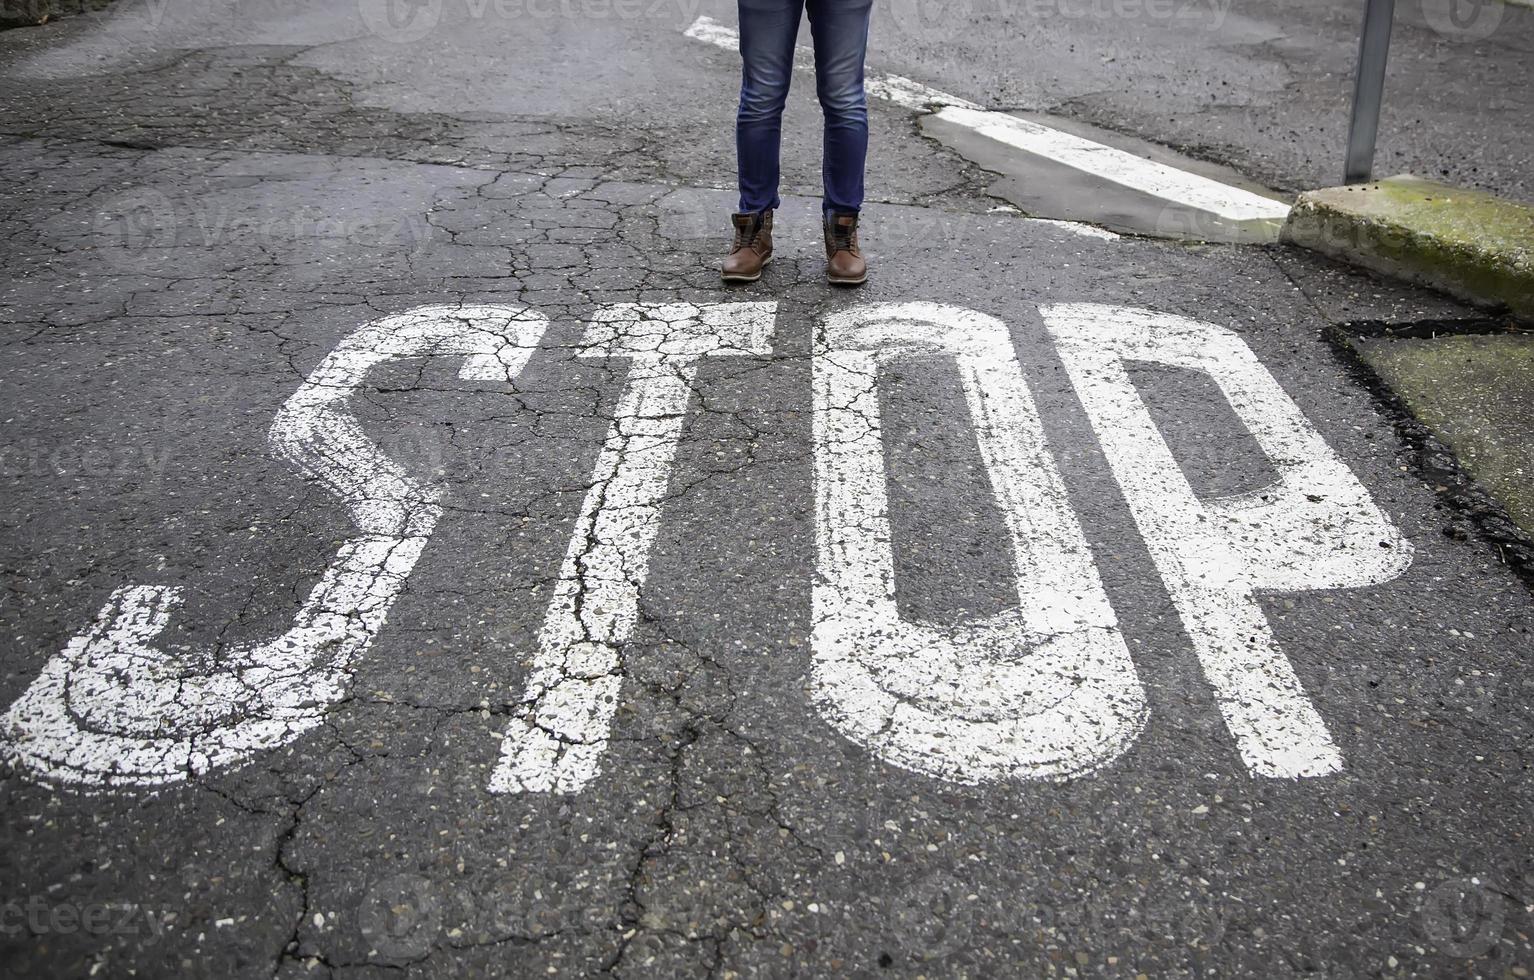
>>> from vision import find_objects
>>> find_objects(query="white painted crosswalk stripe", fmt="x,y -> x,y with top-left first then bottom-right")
938,107 -> 1290,222
683,16 -> 1290,224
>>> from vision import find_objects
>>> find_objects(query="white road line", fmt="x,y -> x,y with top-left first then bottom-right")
682,14 -> 740,51
1031,217 -> 1121,241
490,301 -> 778,795
1043,304 -> 1413,777
864,72 -> 980,112
938,107 -> 1289,222
683,16 -> 1290,223
811,303 -> 1146,784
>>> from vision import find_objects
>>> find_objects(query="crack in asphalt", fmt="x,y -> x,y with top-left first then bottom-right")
3,28 -> 1532,980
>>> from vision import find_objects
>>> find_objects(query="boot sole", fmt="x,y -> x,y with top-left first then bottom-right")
827,273 -> 866,286
721,253 -> 772,283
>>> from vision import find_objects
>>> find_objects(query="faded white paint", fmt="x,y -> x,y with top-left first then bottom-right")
811,302 -> 1146,784
490,302 -> 777,795
681,16 -> 1288,222
1,305 -> 548,789
682,15 -> 742,53
1043,303 -> 1413,778
1030,218 -> 1122,241
862,72 -> 981,113
4,295 -> 1413,794
936,107 -> 1291,222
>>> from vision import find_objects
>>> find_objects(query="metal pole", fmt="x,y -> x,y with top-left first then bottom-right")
1344,0 -> 1396,183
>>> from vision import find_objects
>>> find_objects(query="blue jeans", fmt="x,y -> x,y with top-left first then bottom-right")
736,0 -> 872,216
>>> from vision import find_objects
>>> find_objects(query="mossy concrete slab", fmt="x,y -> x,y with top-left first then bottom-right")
1353,332 -> 1534,533
1283,176 -> 1534,321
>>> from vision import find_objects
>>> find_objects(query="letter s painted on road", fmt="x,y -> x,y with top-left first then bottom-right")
1,305 -> 549,789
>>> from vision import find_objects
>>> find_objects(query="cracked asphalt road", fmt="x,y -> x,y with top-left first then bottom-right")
1,2 -> 1532,977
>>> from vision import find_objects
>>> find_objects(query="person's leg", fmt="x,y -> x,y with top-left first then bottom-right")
805,0 -> 872,216
736,0 -> 805,213
805,0 -> 871,285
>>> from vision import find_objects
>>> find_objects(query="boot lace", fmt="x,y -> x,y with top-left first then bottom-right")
828,220 -> 857,254
733,216 -> 763,251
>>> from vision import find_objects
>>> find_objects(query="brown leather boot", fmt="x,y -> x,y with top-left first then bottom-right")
823,211 -> 866,286
721,210 -> 773,283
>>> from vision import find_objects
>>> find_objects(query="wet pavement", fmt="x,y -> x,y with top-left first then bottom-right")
1,2 -> 1532,977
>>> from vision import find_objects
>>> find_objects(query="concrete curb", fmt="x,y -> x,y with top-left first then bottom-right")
1282,175 -> 1534,321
